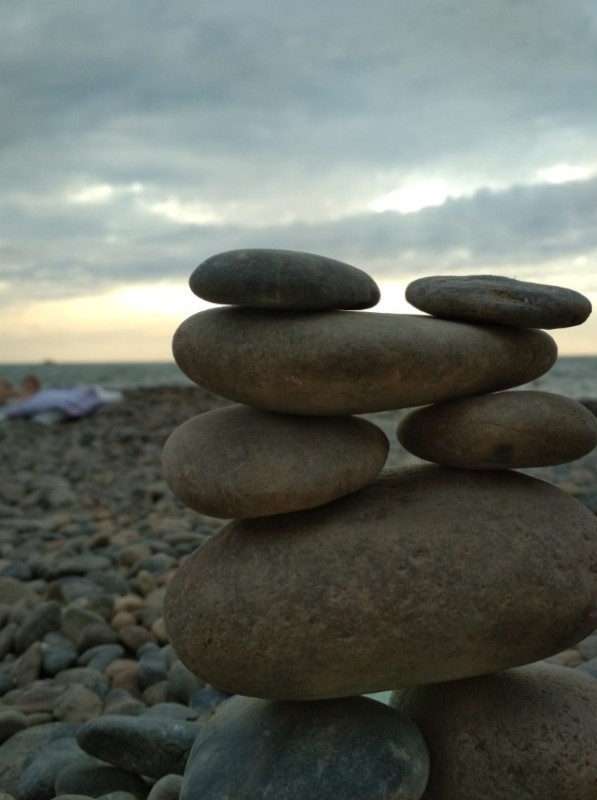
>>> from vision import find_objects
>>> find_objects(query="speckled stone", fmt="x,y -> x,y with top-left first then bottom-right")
162,405 -> 389,518
390,662 -> 597,799
397,391 -> 597,468
180,695 -> 429,800
405,274 -> 592,328
189,249 -> 380,310
173,309 -> 557,415
164,466 -> 597,700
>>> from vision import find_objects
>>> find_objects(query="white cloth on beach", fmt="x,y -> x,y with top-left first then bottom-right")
1,386 -> 122,422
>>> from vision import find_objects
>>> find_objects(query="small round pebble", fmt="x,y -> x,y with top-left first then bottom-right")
405,274 -> 592,328
189,248 -> 380,310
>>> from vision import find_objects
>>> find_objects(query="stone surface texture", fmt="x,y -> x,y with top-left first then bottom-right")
162,405 -> 389,518
164,465 -> 597,700
405,274 -> 592,328
189,248 -> 381,310
173,309 -> 557,415
390,662 -> 597,799
397,390 -> 597,468
180,695 -> 429,800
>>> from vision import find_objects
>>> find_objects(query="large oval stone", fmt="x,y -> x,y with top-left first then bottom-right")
390,662 -> 597,799
181,695 -> 429,800
189,249 -> 381,310
162,405 -> 389,518
397,391 -> 597,468
173,309 -> 557,415
164,466 -> 597,700
405,275 -> 592,328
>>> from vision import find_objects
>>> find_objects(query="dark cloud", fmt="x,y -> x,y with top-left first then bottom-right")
1,0 -> 596,310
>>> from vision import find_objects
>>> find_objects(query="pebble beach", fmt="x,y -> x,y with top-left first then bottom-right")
1,385 -> 597,799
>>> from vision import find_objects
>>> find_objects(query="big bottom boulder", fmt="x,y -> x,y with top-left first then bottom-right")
181,695 -> 429,800
390,662 -> 597,799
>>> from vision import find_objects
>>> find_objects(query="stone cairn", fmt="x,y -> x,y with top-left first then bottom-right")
162,249 -> 597,799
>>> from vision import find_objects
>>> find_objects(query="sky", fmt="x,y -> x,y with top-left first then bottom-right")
1,0 -> 597,362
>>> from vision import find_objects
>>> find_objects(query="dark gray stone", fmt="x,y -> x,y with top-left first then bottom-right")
79,643 -> 125,671
189,248 -> 380,310
147,774 -> 183,800
405,274 -> 592,328
141,703 -> 199,721
19,737 -> 83,800
0,722 -> 78,797
180,695 -> 429,800
41,644 -> 78,676
14,601 -> 62,654
77,714 -> 201,778
55,760 -> 149,799
173,308 -> 557,415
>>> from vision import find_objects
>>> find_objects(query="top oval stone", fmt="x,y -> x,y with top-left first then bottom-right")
405,275 -> 592,329
189,249 -> 380,310
173,309 -> 557,415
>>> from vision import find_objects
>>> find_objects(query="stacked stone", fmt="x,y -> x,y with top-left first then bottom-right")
162,250 -> 597,799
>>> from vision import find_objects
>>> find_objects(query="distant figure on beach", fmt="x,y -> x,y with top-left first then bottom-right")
0,374 -> 121,424
0,374 -> 40,404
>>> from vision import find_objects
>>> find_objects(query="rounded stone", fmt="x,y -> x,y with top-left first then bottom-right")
76,714 -> 200,779
180,695 -> 429,800
390,662 -> 597,799
189,248 -> 380,310
397,391 -> 597,469
164,466 -> 597,700
405,274 -> 592,328
162,405 -> 389,518
173,309 -> 557,415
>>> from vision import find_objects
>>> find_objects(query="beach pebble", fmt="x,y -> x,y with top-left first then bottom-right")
163,406 -> 389,518
0,721 -> 78,797
14,601 -> 62,654
180,695 -> 429,800
189,248 -> 381,310
0,577 -> 37,605
397,391 -> 597,468
405,274 -> 592,328
173,309 -> 557,414
54,760 -> 149,799
53,684 -> 103,722
42,644 -> 78,676
165,466 -> 597,699
147,773 -> 183,800
390,662 -> 597,798
18,736 -> 84,800
0,709 -> 28,743
11,641 -> 43,687
76,714 -> 201,778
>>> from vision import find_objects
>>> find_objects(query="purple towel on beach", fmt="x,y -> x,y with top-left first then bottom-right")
4,387 -> 105,419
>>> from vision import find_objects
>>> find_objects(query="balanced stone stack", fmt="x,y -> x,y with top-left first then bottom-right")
162,249 -> 597,799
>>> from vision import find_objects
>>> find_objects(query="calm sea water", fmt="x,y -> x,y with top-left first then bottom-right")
0,357 -> 596,398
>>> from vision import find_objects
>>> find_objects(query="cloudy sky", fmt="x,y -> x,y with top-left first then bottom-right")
1,0 -> 596,362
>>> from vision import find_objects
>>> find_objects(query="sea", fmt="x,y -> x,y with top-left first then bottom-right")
0,357 -> 596,398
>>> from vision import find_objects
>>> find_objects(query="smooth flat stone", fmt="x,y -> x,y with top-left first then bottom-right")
397,391 -> 597,468
164,466 -> 597,700
76,715 -> 200,779
189,249 -> 380,310
173,309 -> 557,415
390,663 -> 597,799
180,695 -> 429,800
162,405 -> 389,518
405,275 -> 592,328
